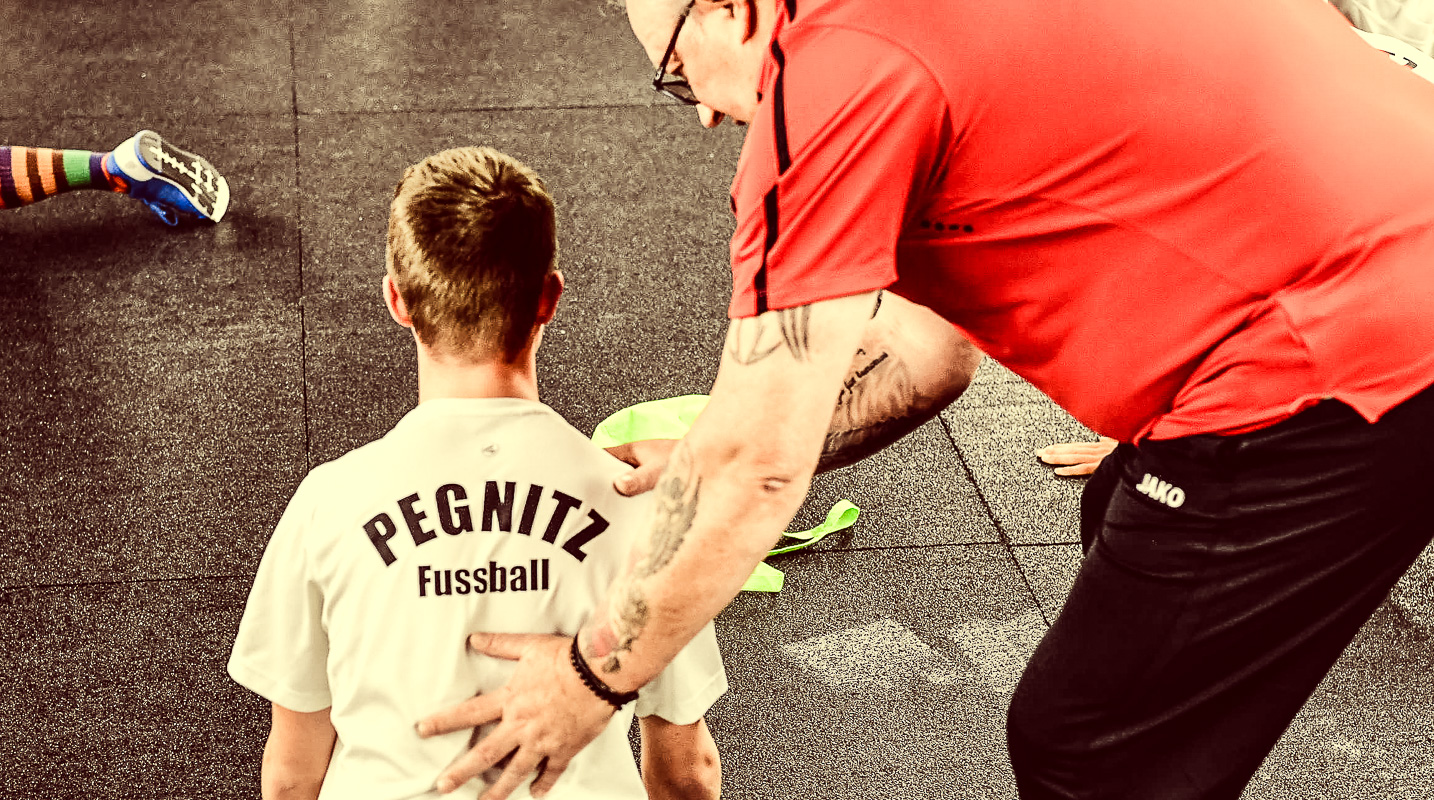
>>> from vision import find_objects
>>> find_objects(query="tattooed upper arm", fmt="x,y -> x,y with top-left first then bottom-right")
724,301 -> 841,365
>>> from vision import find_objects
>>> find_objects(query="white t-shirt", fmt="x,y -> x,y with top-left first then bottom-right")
1330,0 -> 1434,56
1349,26 -> 1434,78
229,398 -> 728,800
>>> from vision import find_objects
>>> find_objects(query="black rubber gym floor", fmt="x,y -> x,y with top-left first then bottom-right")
2,2 -> 1430,797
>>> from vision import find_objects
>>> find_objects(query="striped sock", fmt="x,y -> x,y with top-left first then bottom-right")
0,146 -> 124,209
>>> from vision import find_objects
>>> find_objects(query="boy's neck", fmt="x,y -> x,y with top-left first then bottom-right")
415,343 -> 541,404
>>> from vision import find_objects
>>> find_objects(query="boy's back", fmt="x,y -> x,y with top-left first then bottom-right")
231,145 -> 724,799
230,397 -> 726,799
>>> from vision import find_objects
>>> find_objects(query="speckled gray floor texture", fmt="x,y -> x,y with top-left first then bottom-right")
2,2 -> 1431,798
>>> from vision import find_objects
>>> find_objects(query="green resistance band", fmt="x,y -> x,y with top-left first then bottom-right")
591,395 -> 862,592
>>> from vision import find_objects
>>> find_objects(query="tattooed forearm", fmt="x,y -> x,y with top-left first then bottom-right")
635,442 -> 700,578
592,580 -> 650,673
820,418 -> 920,471
726,306 -> 815,365
582,442 -> 702,674
819,348 -> 929,471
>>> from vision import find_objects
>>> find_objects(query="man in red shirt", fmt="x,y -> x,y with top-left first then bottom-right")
417,1 -> 1434,798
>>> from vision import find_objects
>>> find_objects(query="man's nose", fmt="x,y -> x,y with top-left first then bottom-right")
697,104 -> 725,128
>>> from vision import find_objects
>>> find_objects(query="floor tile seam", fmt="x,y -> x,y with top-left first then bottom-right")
0,110 -> 300,124
1008,540 -> 1082,548
935,413 -> 1052,624
0,574 -> 252,593
294,101 -> 670,118
290,1 -> 314,474
773,539 -> 1007,560
0,102 -> 667,126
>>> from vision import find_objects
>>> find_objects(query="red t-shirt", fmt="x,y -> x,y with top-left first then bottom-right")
729,0 -> 1434,441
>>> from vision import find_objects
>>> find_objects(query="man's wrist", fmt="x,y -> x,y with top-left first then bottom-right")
569,635 -> 639,709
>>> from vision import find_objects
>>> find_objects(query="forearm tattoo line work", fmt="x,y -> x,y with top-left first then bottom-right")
588,442 -> 703,673
820,347 -> 925,471
637,443 -> 701,579
726,306 -> 813,365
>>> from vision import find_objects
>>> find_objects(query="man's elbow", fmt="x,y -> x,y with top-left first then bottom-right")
711,442 -> 816,507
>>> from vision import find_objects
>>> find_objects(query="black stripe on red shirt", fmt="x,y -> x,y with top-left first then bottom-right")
752,37 -> 795,313
770,40 -> 792,174
757,187 -> 779,314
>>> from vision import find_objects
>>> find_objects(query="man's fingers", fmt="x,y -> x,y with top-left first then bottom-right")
603,442 -> 637,466
607,438 -> 680,496
614,462 -> 663,497
435,727 -> 522,794
1038,449 -> 1103,465
466,631 -> 565,661
1037,437 -> 1117,477
478,748 -> 548,800
529,754 -> 571,798
1037,439 -> 1117,461
417,693 -> 503,738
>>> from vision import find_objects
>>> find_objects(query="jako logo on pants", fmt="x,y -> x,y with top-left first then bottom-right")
1135,473 -> 1186,508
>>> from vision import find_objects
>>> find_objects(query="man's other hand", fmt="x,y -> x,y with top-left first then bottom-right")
1036,437 -> 1118,476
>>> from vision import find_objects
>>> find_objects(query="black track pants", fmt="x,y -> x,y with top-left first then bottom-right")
1007,385 -> 1434,800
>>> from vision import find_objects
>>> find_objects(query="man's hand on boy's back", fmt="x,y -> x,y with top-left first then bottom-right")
417,632 -> 615,799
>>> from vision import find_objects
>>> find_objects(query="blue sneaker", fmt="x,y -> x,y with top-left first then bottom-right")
104,130 -> 230,226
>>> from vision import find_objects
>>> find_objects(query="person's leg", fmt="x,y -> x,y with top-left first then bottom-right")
0,130 -> 229,224
0,146 -> 116,209
1008,386 -> 1434,800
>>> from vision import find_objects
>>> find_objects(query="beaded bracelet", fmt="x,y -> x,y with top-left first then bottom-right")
569,635 -> 640,709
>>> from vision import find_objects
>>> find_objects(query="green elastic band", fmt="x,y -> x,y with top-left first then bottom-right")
592,396 -> 861,593
742,562 -> 785,592
766,499 -> 860,556
739,500 -> 861,593
591,394 -> 710,448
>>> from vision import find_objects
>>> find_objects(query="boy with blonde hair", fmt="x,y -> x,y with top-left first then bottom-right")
229,146 -> 726,800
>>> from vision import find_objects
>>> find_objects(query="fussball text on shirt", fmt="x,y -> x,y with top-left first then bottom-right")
362,481 -> 609,597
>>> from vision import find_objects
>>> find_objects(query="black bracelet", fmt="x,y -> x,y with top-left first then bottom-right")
569,635 -> 639,709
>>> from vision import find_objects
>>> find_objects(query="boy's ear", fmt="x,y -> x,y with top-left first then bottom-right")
384,274 -> 414,328
536,270 -> 565,326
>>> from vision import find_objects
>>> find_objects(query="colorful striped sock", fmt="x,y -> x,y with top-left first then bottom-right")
0,146 -> 124,209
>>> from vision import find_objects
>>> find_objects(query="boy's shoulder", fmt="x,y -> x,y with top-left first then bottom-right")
290,398 -> 644,527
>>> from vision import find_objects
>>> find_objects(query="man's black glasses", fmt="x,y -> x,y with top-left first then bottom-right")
653,1 -> 700,105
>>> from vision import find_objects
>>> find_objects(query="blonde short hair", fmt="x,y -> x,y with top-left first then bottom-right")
386,146 -> 557,361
